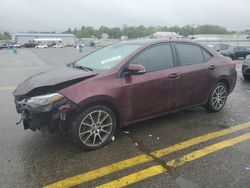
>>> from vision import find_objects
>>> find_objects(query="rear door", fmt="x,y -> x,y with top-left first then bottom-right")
174,42 -> 214,108
122,43 -> 181,122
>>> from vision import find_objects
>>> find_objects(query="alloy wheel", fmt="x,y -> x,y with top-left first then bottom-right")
211,85 -> 227,111
78,110 -> 113,147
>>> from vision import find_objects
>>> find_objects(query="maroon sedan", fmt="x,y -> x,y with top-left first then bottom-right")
13,39 -> 237,150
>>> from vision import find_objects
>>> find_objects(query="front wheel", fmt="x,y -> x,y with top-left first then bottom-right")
204,83 -> 228,112
70,105 -> 117,150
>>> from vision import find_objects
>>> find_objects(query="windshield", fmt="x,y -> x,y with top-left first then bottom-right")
75,43 -> 141,71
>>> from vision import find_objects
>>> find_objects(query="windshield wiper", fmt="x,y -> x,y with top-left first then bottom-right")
72,63 -> 93,72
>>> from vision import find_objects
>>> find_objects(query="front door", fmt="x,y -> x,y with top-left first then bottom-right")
122,43 -> 180,122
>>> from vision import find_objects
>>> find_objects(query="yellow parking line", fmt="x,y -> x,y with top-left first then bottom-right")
0,86 -> 16,91
97,132 -> 250,188
44,122 -> 250,188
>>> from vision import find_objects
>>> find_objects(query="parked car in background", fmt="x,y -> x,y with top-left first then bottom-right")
0,41 -> 15,49
234,47 -> 250,59
207,44 -> 214,48
219,47 -> 235,60
35,44 -> 48,48
214,43 -> 231,52
65,44 -> 76,47
65,44 -> 75,47
13,39 -> 237,150
23,42 -> 36,48
13,44 -> 22,48
76,43 -> 85,47
220,46 -> 250,60
90,40 -> 97,47
53,43 -> 64,48
242,54 -> 250,80
47,42 -> 56,47
0,43 -> 9,49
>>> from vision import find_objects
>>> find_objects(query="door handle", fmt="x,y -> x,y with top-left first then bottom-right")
168,73 -> 180,79
208,65 -> 216,70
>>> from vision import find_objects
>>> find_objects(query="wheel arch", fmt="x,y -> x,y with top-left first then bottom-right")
217,77 -> 230,93
204,79 -> 229,112
204,77 -> 230,105
77,96 -> 123,130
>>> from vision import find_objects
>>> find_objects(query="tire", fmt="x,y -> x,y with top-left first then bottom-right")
243,74 -> 250,80
204,82 -> 228,113
70,105 -> 117,150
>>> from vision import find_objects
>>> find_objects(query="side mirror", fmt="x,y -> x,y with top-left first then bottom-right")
126,64 -> 146,75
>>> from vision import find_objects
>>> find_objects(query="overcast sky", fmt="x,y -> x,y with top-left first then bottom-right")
0,0 -> 249,32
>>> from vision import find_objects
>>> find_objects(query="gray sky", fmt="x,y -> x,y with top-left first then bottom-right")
0,0 -> 249,32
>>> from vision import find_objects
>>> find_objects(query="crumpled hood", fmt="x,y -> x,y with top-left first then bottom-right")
13,66 -> 97,96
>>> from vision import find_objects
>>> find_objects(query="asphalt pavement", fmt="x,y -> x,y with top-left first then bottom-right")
0,47 -> 250,188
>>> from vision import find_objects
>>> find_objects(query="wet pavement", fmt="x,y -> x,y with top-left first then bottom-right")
0,48 -> 250,188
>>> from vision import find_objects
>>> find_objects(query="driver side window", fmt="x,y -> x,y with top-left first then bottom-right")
130,44 -> 174,72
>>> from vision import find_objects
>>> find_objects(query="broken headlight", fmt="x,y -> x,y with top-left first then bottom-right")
27,93 -> 64,106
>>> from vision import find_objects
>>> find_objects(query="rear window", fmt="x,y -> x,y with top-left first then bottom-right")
176,43 -> 204,65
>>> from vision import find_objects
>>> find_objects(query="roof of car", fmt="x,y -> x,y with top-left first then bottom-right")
119,39 -> 200,46
118,39 -> 219,57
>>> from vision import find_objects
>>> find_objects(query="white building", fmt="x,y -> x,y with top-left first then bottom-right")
151,32 -> 183,39
12,33 -> 76,45
100,33 -> 109,39
120,35 -> 128,41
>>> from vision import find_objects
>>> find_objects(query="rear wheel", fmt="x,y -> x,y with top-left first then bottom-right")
204,82 -> 228,112
70,105 -> 116,150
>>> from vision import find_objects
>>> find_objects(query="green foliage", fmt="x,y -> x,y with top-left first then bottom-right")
98,26 -> 109,36
64,24 -> 232,39
0,32 -> 11,40
0,25 -> 233,41
63,28 -> 72,34
108,27 -> 123,39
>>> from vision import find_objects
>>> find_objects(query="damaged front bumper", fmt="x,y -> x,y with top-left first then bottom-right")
14,93 -> 78,132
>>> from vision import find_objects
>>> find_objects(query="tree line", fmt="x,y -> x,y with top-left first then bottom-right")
63,25 -> 234,39
0,32 -> 11,40
0,24 -> 234,41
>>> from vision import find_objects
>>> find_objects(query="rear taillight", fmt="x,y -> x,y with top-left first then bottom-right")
229,60 -> 236,69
